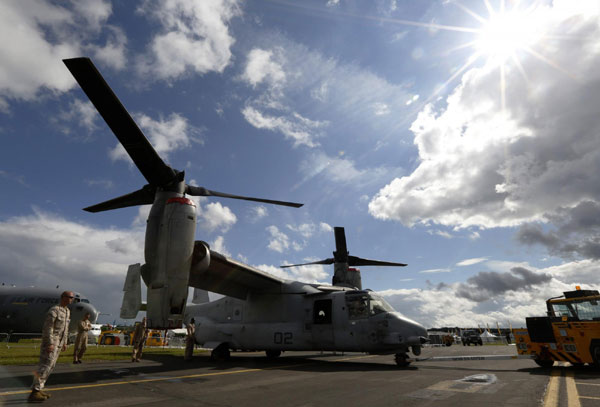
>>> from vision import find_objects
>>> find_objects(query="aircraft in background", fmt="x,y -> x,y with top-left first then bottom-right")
0,286 -> 98,339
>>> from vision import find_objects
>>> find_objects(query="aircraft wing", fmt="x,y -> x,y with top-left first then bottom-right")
188,245 -> 285,300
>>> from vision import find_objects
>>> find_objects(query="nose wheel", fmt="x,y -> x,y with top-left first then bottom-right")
395,352 -> 411,367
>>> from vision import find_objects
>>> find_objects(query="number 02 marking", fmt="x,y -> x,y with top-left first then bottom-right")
274,332 -> 293,345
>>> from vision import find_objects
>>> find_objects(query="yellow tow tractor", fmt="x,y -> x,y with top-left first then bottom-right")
513,287 -> 600,367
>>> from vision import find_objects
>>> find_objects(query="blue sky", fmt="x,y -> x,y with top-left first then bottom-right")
1,0 -> 600,328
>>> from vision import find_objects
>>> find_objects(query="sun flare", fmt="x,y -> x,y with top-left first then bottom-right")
475,7 -> 543,65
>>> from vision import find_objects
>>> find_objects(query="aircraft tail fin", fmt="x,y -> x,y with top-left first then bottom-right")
192,288 -> 209,304
120,263 -> 142,319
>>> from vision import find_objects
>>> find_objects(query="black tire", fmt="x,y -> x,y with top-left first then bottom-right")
395,353 -> 411,368
266,350 -> 281,359
591,345 -> 600,368
211,344 -> 231,361
534,358 -> 554,368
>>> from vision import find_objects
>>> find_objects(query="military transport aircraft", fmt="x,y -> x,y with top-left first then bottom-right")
281,226 -> 407,290
63,57 -> 428,367
0,286 -> 98,339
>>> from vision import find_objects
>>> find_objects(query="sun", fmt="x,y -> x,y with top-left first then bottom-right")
474,6 -> 544,66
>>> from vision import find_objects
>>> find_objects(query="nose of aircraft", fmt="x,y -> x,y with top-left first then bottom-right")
69,302 -> 99,323
391,313 -> 429,344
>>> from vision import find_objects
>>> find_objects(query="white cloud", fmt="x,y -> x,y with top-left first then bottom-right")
253,263 -> 329,284
136,0 -> 241,80
456,257 -> 488,267
198,202 -> 237,233
319,222 -> 333,233
369,4 -> 600,234
210,235 -> 231,257
110,112 -> 201,162
0,208 -> 144,323
378,260 -> 592,328
242,106 -> 324,148
242,48 -> 286,88
419,268 -> 451,273
266,225 -> 289,253
0,0 -> 125,111
247,205 -> 268,223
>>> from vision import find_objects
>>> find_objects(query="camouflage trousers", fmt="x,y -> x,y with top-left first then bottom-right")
132,341 -> 144,361
184,336 -> 194,360
73,334 -> 88,361
32,345 -> 60,391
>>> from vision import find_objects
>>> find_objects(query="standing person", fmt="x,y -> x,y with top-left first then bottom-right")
28,291 -> 74,403
73,313 -> 91,364
131,317 -> 148,362
184,318 -> 196,361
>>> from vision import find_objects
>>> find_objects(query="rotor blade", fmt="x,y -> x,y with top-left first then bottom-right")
347,255 -> 407,267
333,227 -> 348,261
63,57 -> 177,187
186,185 -> 303,208
280,258 -> 334,268
84,185 -> 156,213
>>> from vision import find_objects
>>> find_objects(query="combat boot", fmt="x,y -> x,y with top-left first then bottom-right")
39,390 -> 51,399
27,390 -> 46,403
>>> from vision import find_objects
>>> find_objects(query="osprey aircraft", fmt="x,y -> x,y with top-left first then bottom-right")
64,57 -> 428,367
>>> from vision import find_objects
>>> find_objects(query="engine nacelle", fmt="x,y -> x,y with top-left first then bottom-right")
144,191 -> 197,329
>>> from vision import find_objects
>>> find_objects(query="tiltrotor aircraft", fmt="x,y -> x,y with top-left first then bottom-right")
64,57 -> 428,367
185,228 -> 427,367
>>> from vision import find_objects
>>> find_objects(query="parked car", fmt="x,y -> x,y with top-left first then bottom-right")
461,330 -> 483,346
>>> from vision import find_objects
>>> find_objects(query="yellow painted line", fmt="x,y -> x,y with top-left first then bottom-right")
565,370 -> 581,407
580,396 -> 600,400
0,354 -> 371,397
543,369 -> 561,407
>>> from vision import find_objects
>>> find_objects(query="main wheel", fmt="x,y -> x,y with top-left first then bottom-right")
265,350 -> 281,359
395,353 -> 411,368
211,344 -> 231,361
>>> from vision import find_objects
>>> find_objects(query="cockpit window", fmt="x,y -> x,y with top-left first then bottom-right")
81,299 -> 89,303
346,295 -> 369,319
346,293 -> 394,319
369,294 -> 394,315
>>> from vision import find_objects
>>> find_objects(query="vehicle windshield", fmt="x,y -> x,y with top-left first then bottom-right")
552,299 -> 600,320
369,294 -> 395,315
345,293 -> 395,319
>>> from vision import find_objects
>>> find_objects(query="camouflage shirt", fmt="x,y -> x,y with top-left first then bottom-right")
41,305 -> 70,347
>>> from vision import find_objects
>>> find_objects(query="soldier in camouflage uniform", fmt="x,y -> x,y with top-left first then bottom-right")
73,313 -> 91,364
131,317 -> 148,362
28,291 -> 74,403
184,318 -> 196,361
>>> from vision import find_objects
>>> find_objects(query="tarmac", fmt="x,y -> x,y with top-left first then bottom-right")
1,345 -> 599,406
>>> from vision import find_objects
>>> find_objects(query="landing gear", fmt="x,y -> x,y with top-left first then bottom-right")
265,350 -> 281,359
210,344 -> 231,361
395,353 -> 411,368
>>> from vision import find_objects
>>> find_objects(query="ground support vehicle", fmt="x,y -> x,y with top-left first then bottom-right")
513,288 -> 600,367
98,330 -> 130,346
461,330 -> 483,346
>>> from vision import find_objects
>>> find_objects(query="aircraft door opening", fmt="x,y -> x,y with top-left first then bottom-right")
312,299 -> 334,349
